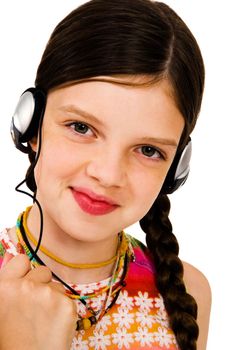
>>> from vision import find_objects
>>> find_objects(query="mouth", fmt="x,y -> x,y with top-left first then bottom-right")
70,187 -> 119,216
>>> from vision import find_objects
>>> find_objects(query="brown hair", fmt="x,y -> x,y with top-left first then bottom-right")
26,1 -> 205,348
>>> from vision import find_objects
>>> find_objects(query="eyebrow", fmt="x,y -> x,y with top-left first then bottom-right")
136,136 -> 178,148
59,104 -> 178,148
58,105 -> 105,127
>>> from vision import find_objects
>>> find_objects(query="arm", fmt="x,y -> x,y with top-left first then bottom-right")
183,261 -> 212,350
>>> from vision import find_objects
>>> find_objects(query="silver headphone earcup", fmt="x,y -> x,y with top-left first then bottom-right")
161,138 -> 192,194
174,140 -> 192,182
11,88 -> 46,153
12,91 -> 35,135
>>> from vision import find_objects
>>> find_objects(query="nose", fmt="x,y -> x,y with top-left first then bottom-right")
85,148 -> 127,188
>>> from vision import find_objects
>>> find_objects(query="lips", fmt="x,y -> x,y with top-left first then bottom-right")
70,187 -> 119,216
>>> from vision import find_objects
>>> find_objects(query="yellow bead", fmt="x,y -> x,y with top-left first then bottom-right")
83,318 -> 92,330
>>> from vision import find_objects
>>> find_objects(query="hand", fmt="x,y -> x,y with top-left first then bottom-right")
0,254 -> 77,350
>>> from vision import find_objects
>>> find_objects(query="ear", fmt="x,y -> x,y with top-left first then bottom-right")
29,136 -> 38,153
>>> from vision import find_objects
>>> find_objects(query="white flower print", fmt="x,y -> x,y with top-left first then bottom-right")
112,327 -> 134,349
71,335 -> 88,350
89,330 -> 111,350
97,279 -> 111,289
78,284 -> 96,295
134,291 -> 153,311
154,294 -> 165,310
136,310 -> 155,328
112,308 -> 134,329
95,315 -> 111,332
155,309 -> 169,327
116,290 -> 134,310
90,293 -> 107,310
154,326 -> 173,348
134,326 -> 154,347
76,300 -> 88,317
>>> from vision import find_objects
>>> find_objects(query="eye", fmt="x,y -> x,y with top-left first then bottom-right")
69,122 -> 93,135
138,145 -> 164,160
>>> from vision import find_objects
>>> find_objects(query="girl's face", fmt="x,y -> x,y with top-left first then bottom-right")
33,77 -> 184,243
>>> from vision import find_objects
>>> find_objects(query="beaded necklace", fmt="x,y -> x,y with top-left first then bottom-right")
15,208 -> 134,331
22,206 -> 117,269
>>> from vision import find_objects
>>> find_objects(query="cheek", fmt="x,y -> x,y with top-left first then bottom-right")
34,142 -> 73,185
130,171 -> 166,218
139,182 -> 161,211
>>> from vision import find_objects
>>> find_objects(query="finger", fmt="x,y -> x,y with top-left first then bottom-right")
48,280 -> 67,294
25,265 -> 53,283
0,254 -> 31,279
1,251 -> 14,268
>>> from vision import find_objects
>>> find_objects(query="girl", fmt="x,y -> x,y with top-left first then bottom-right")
0,0 -> 211,349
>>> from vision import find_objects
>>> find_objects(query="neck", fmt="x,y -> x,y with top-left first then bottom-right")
20,205 -> 120,284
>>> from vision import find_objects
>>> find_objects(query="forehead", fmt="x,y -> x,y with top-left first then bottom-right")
46,76 -> 184,142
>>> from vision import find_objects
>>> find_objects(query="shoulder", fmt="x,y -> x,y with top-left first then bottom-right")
183,261 -> 211,297
183,261 -> 211,350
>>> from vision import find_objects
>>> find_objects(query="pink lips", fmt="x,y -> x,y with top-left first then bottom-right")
71,187 -> 119,216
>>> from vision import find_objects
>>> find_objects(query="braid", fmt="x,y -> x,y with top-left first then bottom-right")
140,193 -> 198,350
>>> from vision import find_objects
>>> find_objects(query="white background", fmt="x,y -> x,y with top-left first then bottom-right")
0,1 -> 232,349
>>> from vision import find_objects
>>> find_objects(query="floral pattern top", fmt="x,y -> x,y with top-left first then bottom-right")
0,228 -> 179,350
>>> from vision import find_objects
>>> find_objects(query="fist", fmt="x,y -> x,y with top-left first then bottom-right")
0,254 -> 77,350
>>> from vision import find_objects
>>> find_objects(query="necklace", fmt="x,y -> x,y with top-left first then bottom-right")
15,208 -> 134,331
22,206 -> 117,269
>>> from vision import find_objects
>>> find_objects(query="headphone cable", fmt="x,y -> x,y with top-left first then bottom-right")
15,99 -> 44,260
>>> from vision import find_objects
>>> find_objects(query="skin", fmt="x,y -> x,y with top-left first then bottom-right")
183,262 -> 211,350
27,77 -> 184,283
0,254 -> 77,349
1,76 -> 211,349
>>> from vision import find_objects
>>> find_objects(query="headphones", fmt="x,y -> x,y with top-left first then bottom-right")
161,138 -> 191,194
11,88 -> 192,194
10,88 -> 46,154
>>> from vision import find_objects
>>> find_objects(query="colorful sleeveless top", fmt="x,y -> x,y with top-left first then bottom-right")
0,229 -> 179,350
